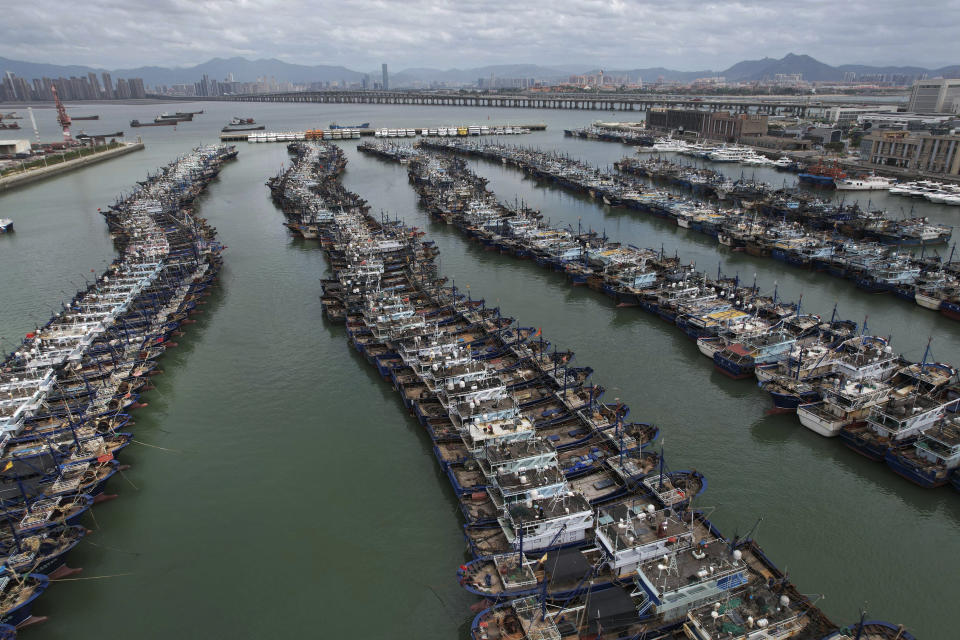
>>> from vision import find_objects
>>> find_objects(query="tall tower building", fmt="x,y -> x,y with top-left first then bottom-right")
101,72 -> 114,99
382,63 -> 389,91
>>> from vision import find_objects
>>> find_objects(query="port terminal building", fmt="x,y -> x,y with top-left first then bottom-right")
860,130 -> 960,177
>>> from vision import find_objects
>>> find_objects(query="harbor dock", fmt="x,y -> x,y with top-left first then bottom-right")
219,123 -> 546,142
0,141 -> 145,193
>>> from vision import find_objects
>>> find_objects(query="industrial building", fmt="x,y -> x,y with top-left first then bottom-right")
646,108 -> 768,141
0,139 -> 32,155
824,105 -> 899,125
906,78 -> 960,114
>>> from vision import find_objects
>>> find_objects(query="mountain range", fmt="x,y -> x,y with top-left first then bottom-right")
2,53 -> 958,87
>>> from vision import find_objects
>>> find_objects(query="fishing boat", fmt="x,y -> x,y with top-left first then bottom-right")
797,379 -> 890,437
840,392 -> 956,460
713,330 -> 796,379
798,160 -> 846,187
0,571 -> 48,627
821,619 -> 918,640
884,416 -> 960,487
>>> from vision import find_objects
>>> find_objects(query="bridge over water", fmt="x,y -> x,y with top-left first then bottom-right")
211,90 -> 838,117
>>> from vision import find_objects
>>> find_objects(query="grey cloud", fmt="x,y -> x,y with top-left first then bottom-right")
0,0 -> 958,70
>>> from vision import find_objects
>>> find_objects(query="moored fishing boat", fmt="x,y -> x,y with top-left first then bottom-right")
884,416 -> 960,487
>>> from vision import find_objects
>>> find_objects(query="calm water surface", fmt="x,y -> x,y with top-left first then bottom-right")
0,100 -> 956,638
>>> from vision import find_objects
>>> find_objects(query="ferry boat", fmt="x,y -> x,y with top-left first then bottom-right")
835,174 -> 896,190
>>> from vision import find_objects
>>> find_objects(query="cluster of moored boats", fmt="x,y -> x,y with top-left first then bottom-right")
889,180 -> 960,206
564,126 -> 655,146
374,125 -> 531,138
358,139 -> 960,493
419,139 -> 960,318
635,138 -> 801,169
267,139 -> 920,639
0,144 -> 234,631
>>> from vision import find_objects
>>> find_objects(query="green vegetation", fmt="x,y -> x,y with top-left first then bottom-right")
1,142 -> 124,177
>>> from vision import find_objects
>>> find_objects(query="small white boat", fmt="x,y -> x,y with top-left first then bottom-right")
0,218 -> 13,233
835,174 -> 896,190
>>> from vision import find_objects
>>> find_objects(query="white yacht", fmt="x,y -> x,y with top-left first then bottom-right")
637,137 -> 688,153
707,145 -> 760,162
835,174 -> 896,190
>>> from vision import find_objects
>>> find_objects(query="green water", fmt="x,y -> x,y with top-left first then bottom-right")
0,101 -> 956,638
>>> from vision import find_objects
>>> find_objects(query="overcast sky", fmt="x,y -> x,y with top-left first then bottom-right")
2,0 -> 959,71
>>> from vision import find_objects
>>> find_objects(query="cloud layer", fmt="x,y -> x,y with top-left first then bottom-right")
2,0 -> 958,70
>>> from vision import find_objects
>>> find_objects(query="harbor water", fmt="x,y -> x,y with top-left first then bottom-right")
0,101 -> 957,638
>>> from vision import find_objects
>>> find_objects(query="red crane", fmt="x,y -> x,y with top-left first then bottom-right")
51,84 -> 72,141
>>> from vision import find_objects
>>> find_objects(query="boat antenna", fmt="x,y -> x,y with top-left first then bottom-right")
853,608 -> 868,640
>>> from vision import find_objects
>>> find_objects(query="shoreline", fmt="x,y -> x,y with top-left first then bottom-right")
0,141 -> 145,192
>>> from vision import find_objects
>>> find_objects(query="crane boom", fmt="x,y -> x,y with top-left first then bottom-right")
51,84 -> 72,141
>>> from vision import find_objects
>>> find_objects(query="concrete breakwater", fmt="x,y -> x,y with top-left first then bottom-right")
0,142 -> 145,193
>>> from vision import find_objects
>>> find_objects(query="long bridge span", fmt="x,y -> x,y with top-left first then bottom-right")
207,90 -> 837,116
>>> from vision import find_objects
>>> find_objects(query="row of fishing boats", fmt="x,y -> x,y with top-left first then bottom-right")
271,140 -> 916,639
418,139 -> 960,320
0,144 -> 234,632
358,139 -> 960,494
563,126 -> 656,146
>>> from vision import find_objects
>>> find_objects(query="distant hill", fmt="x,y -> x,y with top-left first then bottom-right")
111,57 -> 366,85
1,53 -> 958,88
600,54 -> 960,83
0,56 -> 365,86
393,64 -> 576,85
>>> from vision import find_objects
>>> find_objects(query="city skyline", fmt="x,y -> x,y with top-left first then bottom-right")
1,0 -> 959,71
